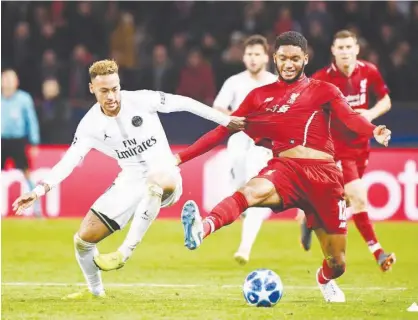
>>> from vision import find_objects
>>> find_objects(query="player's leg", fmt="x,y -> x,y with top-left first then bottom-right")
66,178 -> 145,297
227,132 -> 254,190
117,168 -> 180,260
314,227 -> 347,303
182,176 -> 282,250
63,210 -> 114,300
95,168 -> 181,271
235,207 -> 271,264
297,210 -> 313,251
235,147 -> 272,264
302,161 -> 348,302
343,158 -> 396,271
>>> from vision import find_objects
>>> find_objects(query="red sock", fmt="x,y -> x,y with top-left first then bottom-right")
352,212 -> 383,260
203,192 -> 249,238
317,259 -> 346,284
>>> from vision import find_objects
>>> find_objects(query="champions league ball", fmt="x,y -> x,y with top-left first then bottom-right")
243,269 -> 284,307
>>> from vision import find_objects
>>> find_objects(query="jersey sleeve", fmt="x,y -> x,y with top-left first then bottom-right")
178,89 -> 257,163
368,63 -> 389,99
135,90 -> 231,127
213,77 -> 234,111
326,84 -> 376,137
42,121 -> 93,189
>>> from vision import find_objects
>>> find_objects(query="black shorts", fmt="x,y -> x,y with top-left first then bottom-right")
1,138 -> 29,170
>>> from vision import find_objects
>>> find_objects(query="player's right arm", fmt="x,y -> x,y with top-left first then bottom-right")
176,89 -> 257,164
12,122 -> 93,215
213,77 -> 235,115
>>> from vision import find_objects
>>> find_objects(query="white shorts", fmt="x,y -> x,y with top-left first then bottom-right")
227,132 -> 272,189
91,167 -> 182,231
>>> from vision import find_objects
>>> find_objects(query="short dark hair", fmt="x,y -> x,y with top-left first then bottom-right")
274,31 -> 308,53
333,30 -> 358,43
244,35 -> 269,53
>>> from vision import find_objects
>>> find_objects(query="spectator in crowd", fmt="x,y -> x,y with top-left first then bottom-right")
176,48 -> 216,105
38,78 -> 71,144
170,32 -> 189,67
1,0 -> 418,144
110,12 -> 136,69
68,45 -> 93,106
140,44 -> 178,93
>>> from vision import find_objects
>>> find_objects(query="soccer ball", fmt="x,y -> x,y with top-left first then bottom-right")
243,269 -> 284,307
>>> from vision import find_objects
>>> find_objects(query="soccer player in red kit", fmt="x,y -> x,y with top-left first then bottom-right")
299,30 -> 395,272
175,31 -> 391,303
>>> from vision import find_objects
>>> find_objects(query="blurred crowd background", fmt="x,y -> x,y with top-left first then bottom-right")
2,1 -> 418,145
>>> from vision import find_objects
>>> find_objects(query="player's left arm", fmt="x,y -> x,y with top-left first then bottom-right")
143,90 -> 245,131
357,65 -> 391,121
327,84 -> 391,146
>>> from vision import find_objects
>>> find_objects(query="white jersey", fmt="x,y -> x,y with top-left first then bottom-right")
214,70 -> 277,112
42,90 -> 231,189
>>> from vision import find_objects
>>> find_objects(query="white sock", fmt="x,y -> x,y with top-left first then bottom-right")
237,208 -> 271,256
74,234 -> 104,295
118,184 -> 163,262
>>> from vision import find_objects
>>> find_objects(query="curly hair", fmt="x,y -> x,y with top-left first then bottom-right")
88,59 -> 119,80
274,31 -> 308,53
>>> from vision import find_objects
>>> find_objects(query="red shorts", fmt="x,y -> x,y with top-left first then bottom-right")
336,152 -> 369,185
257,158 -> 347,234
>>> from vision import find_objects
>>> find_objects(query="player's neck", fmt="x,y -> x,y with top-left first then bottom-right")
336,61 -> 356,77
248,70 -> 265,81
100,104 -> 121,117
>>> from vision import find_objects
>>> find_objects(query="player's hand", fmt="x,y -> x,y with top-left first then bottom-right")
227,116 -> 246,131
355,109 -> 374,122
12,192 -> 38,215
373,125 -> 391,147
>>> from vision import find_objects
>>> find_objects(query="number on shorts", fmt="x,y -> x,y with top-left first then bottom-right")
338,199 -> 347,221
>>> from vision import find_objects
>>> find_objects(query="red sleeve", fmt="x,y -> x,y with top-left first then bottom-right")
178,90 -> 257,164
368,63 -> 389,99
327,84 -> 376,137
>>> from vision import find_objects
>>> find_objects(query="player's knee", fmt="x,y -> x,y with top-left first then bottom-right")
147,172 -> 177,194
348,192 -> 367,211
73,233 -> 94,252
239,183 -> 274,206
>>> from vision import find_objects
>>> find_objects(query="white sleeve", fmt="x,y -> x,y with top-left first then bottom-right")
42,123 -> 93,189
139,90 -> 231,127
213,78 -> 234,111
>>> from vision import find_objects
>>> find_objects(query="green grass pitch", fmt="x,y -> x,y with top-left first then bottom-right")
2,219 -> 417,319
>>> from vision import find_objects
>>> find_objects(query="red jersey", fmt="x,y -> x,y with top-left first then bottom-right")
179,75 -> 376,164
312,60 -> 389,158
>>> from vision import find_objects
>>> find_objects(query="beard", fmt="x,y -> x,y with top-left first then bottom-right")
276,62 -> 306,83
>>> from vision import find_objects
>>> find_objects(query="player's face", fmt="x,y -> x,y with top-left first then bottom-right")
89,73 -> 121,115
331,37 -> 359,68
243,44 -> 268,74
273,45 -> 308,83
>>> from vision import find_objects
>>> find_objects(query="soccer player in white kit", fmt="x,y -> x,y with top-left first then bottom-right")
12,60 -> 245,299
213,35 -> 277,265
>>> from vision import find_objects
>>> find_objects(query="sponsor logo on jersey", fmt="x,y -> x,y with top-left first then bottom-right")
131,116 -> 143,127
115,136 -> 157,159
346,78 -> 367,107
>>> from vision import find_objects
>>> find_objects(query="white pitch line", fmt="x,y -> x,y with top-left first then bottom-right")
1,282 -> 407,291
